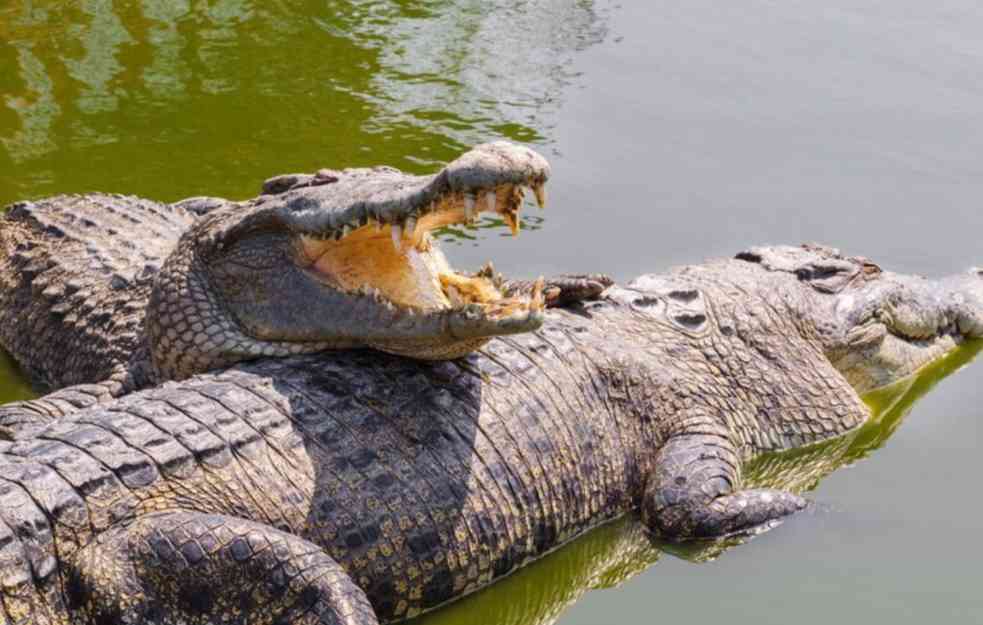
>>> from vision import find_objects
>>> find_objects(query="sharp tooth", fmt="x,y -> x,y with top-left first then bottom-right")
505,211 -> 520,236
341,224 -> 353,238
532,182 -> 546,209
485,190 -> 497,213
391,224 -> 402,250
464,194 -> 476,222
406,216 -> 417,239
532,276 -> 545,310
446,285 -> 464,307
375,219 -> 384,232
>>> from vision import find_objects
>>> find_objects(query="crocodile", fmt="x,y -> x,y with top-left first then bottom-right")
0,239 -> 981,623
0,141 -> 581,398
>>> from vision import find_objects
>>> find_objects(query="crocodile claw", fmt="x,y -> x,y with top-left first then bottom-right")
500,274 -> 614,309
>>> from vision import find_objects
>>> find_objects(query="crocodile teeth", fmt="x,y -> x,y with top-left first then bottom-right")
445,285 -> 465,307
485,190 -> 497,213
532,182 -> 546,209
464,194 -> 476,222
391,224 -> 402,250
341,224 -> 353,238
504,211 -> 520,236
531,276 -> 545,311
405,216 -> 418,240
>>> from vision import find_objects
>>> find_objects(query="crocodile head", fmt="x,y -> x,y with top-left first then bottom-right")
736,244 -> 983,393
148,142 -> 551,380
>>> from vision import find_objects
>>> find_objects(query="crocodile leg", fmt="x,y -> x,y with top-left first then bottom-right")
641,418 -> 806,540
67,511 -> 378,625
476,265 -> 613,309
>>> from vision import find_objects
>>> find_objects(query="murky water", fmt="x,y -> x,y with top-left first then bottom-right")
2,1 -> 982,623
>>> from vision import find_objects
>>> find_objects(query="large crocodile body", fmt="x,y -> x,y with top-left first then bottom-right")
2,230 -> 982,623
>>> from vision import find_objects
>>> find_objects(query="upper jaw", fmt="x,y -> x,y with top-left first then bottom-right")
831,270 -> 983,391
847,271 -> 983,342
261,141 -> 549,240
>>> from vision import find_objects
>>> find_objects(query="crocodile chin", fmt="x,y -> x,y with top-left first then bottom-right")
298,183 -> 546,322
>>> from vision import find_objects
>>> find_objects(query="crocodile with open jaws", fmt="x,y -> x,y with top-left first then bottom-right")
0,142 -> 576,394
1,142 -> 610,436
1,160 -> 981,623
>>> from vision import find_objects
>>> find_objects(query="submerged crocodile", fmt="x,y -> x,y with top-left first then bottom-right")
1,208 -> 981,624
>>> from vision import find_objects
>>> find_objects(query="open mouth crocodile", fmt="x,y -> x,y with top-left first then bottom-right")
0,142 -> 606,399
1,205 -> 981,624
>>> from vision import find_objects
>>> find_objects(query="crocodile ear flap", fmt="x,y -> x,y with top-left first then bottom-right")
261,169 -> 341,195
194,206 -> 291,257
735,244 -> 864,294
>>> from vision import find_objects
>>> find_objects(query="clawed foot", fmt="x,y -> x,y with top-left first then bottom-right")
477,263 -> 613,308
538,274 -> 615,307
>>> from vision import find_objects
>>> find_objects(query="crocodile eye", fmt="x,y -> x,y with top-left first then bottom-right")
798,260 -> 860,294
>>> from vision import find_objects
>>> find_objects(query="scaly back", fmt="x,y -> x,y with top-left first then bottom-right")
0,194 -> 197,391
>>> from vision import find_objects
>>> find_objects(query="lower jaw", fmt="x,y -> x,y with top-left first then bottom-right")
845,334 -> 961,394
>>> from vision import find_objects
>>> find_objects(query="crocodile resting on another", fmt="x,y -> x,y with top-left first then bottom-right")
0,142 -> 585,400
1,182 -> 982,624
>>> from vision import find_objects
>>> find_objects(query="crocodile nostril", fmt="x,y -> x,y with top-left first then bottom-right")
667,288 -> 700,303
673,312 -> 707,330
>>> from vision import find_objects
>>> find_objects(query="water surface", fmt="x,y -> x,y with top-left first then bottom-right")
2,1 -> 982,623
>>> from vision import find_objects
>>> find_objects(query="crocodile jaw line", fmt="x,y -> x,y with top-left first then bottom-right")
297,184 -> 547,323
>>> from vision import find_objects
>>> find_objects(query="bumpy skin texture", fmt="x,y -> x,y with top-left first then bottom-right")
0,194 -> 196,392
0,142 -> 555,397
5,247 -> 982,623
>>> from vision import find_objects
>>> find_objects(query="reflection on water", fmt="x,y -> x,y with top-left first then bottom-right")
333,0 -> 609,152
0,0 -> 608,206
0,350 -> 32,405
413,341 -> 982,625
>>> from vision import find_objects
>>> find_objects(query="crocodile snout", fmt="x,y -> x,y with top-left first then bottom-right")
953,269 -> 983,337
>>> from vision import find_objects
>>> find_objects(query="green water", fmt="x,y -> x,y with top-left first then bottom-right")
3,1 -> 983,623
